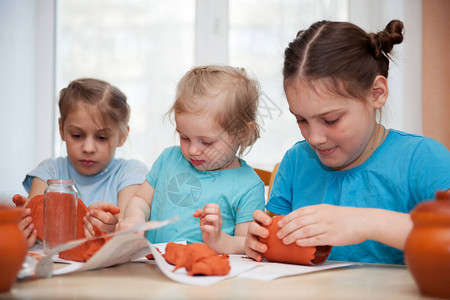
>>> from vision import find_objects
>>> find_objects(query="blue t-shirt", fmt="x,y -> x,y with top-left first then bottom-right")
146,146 -> 265,244
266,129 -> 450,264
23,157 -> 148,207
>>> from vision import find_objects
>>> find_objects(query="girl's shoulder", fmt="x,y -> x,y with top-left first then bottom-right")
386,129 -> 449,154
113,158 -> 149,175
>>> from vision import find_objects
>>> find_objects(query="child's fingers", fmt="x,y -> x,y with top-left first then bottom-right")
203,214 -> 220,224
26,229 -> 38,248
248,220 -> 269,239
202,203 -> 220,215
22,220 -> 35,239
193,209 -> 204,218
88,202 -> 120,215
276,215 -> 317,241
19,215 -> 32,231
83,216 -> 96,237
88,209 -> 119,225
245,235 -> 267,260
252,210 -> 272,226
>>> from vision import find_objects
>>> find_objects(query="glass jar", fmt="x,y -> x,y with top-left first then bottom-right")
43,179 -> 78,253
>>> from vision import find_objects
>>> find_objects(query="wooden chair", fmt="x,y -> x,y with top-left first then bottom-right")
254,163 -> 280,199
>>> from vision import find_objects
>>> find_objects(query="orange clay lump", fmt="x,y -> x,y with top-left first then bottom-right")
259,215 -> 332,265
163,242 -> 230,276
21,194 -> 118,262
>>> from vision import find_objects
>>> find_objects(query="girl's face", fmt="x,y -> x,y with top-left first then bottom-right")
175,111 -> 241,171
285,79 -> 385,171
59,103 -> 127,176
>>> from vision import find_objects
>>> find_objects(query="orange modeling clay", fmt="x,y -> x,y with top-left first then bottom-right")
23,194 -> 118,262
163,242 -> 230,276
259,215 -> 332,265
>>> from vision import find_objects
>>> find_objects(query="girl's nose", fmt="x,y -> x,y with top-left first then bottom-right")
307,124 -> 327,146
188,142 -> 202,156
82,137 -> 96,153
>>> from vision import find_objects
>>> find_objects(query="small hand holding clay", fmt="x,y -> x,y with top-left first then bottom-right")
193,203 -> 223,248
83,202 -> 120,238
13,194 -> 37,248
244,209 -> 272,262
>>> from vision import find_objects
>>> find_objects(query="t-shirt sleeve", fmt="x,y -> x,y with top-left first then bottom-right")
409,138 -> 450,204
117,159 -> 149,192
235,181 -> 265,224
146,149 -> 168,188
265,150 -> 294,215
22,158 -> 59,193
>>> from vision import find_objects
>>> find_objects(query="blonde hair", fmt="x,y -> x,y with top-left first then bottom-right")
169,65 -> 260,156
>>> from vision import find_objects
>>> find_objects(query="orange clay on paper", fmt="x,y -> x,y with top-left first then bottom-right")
163,242 -> 230,276
259,215 -> 331,265
26,195 -> 118,262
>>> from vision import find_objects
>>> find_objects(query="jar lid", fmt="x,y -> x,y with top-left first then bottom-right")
411,190 -> 450,217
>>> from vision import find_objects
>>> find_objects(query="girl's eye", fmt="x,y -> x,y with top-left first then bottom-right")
296,119 -> 307,124
201,140 -> 213,146
97,136 -> 108,141
324,118 -> 339,125
180,136 -> 190,141
71,133 -> 82,139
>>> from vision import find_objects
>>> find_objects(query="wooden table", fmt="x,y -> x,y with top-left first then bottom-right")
0,261 -> 434,299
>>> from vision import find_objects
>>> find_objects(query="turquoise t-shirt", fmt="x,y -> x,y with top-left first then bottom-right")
266,129 -> 450,264
146,146 -> 265,244
23,157 -> 148,207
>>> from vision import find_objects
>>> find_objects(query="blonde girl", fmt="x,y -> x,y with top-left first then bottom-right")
119,66 -> 265,254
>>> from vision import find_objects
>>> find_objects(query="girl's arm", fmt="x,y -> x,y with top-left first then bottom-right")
28,177 -> 48,200
276,204 -> 413,250
116,180 -> 155,232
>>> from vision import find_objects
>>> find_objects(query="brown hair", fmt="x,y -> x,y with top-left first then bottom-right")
59,78 -> 130,136
283,20 -> 404,100
169,65 -> 260,156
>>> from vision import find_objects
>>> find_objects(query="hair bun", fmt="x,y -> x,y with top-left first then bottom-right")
369,20 -> 404,58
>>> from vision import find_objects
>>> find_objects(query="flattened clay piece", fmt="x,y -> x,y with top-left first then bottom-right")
163,242 -> 230,276
25,195 -> 114,262
260,215 -> 331,265
188,253 -> 230,276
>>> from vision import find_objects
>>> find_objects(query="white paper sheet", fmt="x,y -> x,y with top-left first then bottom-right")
231,255 -> 353,281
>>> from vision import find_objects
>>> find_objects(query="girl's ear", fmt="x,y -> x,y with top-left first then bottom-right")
58,118 -> 65,141
370,75 -> 388,109
118,125 -> 130,147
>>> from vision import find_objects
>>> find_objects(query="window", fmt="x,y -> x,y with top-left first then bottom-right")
56,0 -> 348,169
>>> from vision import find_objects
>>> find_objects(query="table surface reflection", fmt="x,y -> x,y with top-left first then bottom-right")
1,261 -> 434,300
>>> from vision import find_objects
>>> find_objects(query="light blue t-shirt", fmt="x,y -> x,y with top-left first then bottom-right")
266,129 -> 450,265
146,146 -> 265,244
23,157 -> 148,207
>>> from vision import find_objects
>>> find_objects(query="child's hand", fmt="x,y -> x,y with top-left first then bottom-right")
13,195 -> 37,247
20,207 -> 38,248
244,210 -> 272,261
277,204 -> 366,247
193,203 -> 223,247
83,202 -> 120,238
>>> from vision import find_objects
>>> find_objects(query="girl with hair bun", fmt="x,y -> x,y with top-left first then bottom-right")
245,20 -> 450,264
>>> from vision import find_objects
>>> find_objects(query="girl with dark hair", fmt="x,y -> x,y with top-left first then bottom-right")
245,20 -> 450,264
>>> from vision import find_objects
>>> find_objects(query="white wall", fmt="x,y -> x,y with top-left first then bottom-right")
348,0 -> 422,134
0,0 -> 423,197
0,0 -> 55,196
